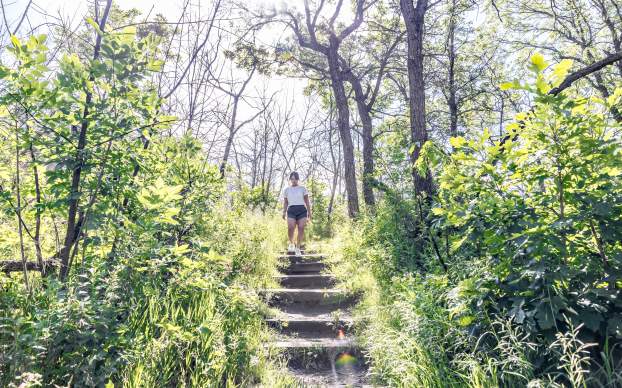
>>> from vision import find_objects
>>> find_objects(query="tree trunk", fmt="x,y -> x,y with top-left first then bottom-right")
58,0 -> 112,280
29,141 -> 45,275
327,44 -> 359,218
219,95 -> 239,178
15,130 -> 29,290
328,135 -> 339,217
349,76 -> 376,209
400,0 -> 433,195
447,0 -> 458,137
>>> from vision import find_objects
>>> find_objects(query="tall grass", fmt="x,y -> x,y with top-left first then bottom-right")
325,215 -> 622,387
326,221 -> 463,387
120,282 -> 267,386
118,210 -> 289,387
0,209 -> 294,387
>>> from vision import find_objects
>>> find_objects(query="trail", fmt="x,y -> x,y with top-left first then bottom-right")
261,251 -> 369,386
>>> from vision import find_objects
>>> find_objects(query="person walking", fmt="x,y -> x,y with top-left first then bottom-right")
282,171 -> 311,256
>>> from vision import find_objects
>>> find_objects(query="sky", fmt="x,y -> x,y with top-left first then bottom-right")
4,0 -> 176,32
1,0 -> 310,118
3,0 -> 302,34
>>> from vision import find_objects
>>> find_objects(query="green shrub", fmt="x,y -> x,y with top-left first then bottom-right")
307,179 -> 334,240
330,55 -> 622,387
233,183 -> 277,214
0,131 -> 285,386
428,58 -> 622,347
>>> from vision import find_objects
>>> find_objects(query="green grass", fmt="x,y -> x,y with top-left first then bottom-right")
323,217 -> 622,388
0,209 -> 299,387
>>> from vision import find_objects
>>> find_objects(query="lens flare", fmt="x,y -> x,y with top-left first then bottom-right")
335,352 -> 357,368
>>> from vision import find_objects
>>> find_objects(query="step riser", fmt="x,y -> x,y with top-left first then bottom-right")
279,254 -> 326,262
278,275 -> 335,288
269,298 -> 356,310
281,346 -> 364,371
267,320 -> 353,338
263,290 -> 347,304
281,262 -> 325,274
263,291 -> 358,310
285,269 -> 323,275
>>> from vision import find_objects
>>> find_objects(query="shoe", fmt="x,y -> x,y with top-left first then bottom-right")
287,243 -> 295,253
294,247 -> 302,257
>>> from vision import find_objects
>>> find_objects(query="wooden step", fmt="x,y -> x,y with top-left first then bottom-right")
273,337 -> 355,349
266,315 -> 353,338
288,367 -> 371,387
276,274 -> 336,288
278,253 -> 327,262
273,303 -> 354,317
260,288 -> 348,305
272,337 -> 363,370
280,261 -> 326,274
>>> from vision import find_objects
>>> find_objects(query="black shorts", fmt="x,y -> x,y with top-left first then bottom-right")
287,205 -> 308,221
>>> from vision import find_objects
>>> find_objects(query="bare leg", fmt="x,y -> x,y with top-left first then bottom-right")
287,218 -> 296,245
296,217 -> 307,248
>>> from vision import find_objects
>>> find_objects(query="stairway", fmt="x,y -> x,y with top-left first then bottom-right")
261,252 -> 367,386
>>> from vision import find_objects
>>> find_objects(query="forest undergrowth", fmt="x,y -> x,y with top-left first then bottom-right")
0,172 -> 294,387
327,59 -> 622,388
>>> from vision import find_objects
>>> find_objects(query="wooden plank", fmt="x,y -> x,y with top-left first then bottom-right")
1,260 -> 56,273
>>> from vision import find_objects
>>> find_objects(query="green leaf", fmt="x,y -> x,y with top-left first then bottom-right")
449,136 -> 466,148
499,81 -> 515,90
85,17 -> 103,35
431,207 -> 445,216
451,233 -> 469,253
146,59 -> 164,72
530,53 -> 548,72
606,88 -> 622,106
603,167 -> 622,177
535,303 -> 556,330
10,35 -> 21,48
458,315 -> 475,327
205,250 -> 227,263
121,26 -> 137,35
535,74 -> 550,94
172,244 -> 190,256
608,316 -> 622,339
579,310 -> 603,332
198,325 -> 212,335
160,207 -> 180,225
551,59 -> 573,86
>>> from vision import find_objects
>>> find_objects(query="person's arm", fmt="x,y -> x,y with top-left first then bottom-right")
304,194 -> 311,220
282,197 -> 288,220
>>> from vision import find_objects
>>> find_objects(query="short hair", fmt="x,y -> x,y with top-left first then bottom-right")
289,171 -> 300,180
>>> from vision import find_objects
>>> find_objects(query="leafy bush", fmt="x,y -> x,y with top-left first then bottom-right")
232,182 -> 278,215
306,179 -> 334,240
0,24 -> 291,386
428,57 -> 622,346
332,55 -> 622,387
0,133 -> 284,387
329,222 -> 462,386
